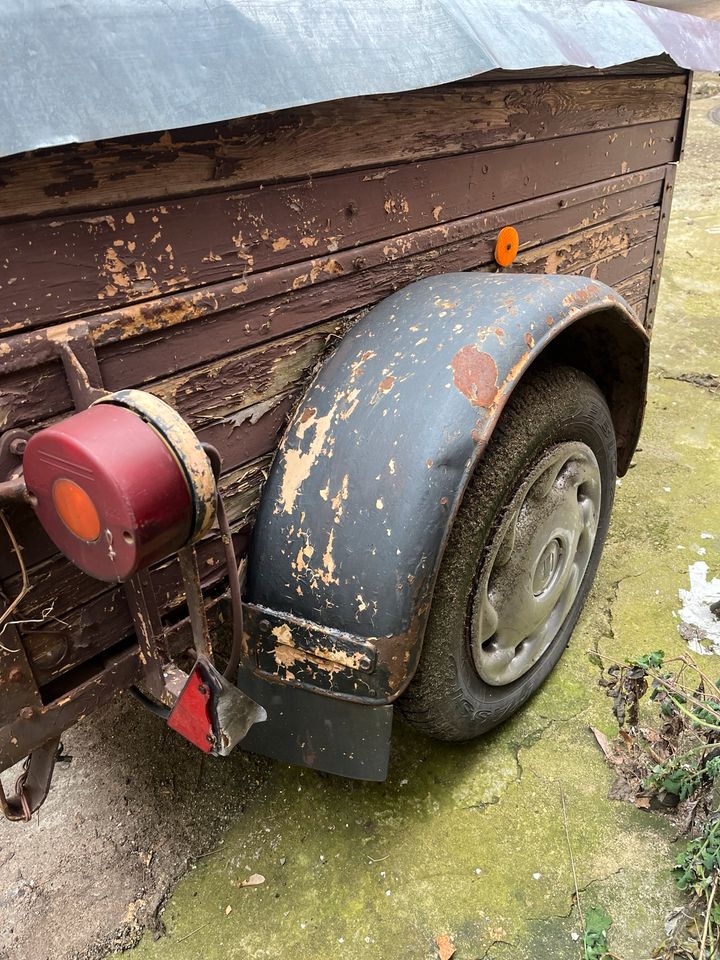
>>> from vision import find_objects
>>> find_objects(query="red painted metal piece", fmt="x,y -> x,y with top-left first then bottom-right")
167,662 -> 215,753
23,404 -> 192,582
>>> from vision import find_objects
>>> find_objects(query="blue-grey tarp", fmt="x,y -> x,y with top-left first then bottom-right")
1,0 -> 720,159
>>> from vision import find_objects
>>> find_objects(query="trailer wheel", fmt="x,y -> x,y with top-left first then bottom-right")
399,364 -> 616,741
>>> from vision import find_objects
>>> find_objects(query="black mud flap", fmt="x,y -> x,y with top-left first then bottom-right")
236,668 -> 393,781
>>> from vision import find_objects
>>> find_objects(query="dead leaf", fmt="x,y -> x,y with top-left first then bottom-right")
634,796 -> 652,810
435,934 -> 455,960
590,726 -> 623,765
233,873 -> 265,888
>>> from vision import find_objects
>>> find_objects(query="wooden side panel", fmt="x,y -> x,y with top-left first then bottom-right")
0,69 -> 687,688
0,73 -> 686,221
1,121 -> 678,334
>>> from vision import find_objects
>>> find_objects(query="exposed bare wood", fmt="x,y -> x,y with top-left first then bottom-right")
0,74 -> 686,222
0,120 -> 679,335
0,174 -> 664,437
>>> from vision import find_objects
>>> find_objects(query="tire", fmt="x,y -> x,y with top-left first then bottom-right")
398,363 -> 616,741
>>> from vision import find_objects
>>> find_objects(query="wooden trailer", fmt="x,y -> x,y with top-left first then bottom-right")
1,0 -> 719,819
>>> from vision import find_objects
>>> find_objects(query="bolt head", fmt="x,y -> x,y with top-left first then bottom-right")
9,437 -> 27,456
19,706 -> 34,721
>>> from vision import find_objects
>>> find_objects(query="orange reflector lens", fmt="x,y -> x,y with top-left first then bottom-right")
495,226 -> 520,267
52,478 -> 102,542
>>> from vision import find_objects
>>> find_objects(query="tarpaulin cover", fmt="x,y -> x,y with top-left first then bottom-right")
1,0 -> 720,158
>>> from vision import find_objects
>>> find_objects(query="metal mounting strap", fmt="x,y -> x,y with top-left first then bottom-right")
0,738 -> 61,821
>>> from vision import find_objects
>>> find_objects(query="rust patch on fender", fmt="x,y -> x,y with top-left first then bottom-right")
451,346 -> 498,408
562,283 -> 602,308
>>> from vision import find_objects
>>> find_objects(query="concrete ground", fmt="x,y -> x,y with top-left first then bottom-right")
2,87 -> 719,960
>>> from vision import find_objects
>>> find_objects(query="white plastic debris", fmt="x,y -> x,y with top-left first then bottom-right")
677,561 -> 720,654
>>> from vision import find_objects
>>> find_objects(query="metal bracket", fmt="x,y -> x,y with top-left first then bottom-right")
645,163 -> 677,332
55,324 -> 106,409
0,737 -> 61,821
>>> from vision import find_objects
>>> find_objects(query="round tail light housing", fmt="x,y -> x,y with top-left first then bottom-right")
23,391 -> 215,582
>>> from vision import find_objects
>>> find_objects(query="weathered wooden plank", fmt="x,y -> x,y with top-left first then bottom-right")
100,204 -> 660,382
0,120 -> 679,334
0,207 -> 659,496
0,169 -> 666,433
616,269 -> 652,305
0,74 -> 686,222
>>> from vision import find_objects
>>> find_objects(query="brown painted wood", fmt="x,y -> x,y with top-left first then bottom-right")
0,169 -> 666,433
0,73 -> 686,223
0,120 -> 679,335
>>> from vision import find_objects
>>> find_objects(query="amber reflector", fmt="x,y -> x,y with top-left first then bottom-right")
52,478 -> 102,542
494,226 -> 520,268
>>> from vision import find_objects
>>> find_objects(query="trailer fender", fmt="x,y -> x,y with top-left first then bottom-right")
244,272 -> 649,704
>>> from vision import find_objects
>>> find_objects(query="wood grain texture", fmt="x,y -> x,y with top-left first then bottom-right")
0,73 -> 686,222
0,172 -> 664,436
0,121 -> 679,335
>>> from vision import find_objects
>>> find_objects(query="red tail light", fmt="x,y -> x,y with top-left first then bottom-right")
23,391 -> 215,582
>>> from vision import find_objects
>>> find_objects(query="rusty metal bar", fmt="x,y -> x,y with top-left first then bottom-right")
645,163 -> 678,331
177,545 -> 212,661
123,571 -> 167,701
0,736 -> 61,821
0,647 -> 141,770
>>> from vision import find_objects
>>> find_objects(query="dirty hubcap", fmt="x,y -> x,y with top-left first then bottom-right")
471,442 -> 602,686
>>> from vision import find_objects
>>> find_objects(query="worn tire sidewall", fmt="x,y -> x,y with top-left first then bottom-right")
405,366 -> 617,740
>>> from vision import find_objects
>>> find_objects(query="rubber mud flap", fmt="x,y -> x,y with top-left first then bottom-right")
236,669 -> 393,781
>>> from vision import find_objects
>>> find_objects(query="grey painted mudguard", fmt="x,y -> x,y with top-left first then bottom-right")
244,273 -> 649,712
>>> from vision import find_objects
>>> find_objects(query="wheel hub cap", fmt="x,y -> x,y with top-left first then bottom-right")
471,441 -> 602,686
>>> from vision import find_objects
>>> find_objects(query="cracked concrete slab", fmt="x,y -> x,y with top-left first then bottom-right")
2,83 -> 720,960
